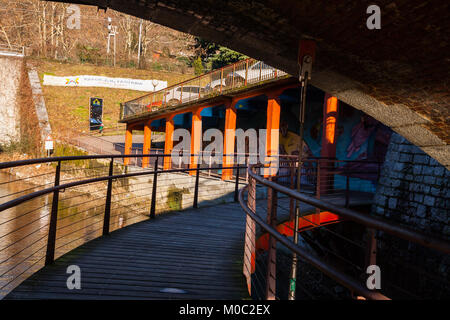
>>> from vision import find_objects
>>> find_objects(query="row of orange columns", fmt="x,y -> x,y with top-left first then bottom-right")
124,91 -> 338,183
123,94 -> 282,179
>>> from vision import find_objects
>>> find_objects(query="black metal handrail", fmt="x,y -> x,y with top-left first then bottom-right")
239,164 -> 450,300
0,153 -> 245,275
247,164 -> 450,254
238,185 -> 389,300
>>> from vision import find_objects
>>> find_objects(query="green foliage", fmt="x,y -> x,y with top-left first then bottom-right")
166,185 -> 190,211
119,60 -> 136,68
0,136 -> 40,157
192,57 -> 204,75
193,37 -> 247,70
151,62 -> 163,71
176,56 -> 191,66
0,140 -> 25,154
194,37 -> 220,60
210,46 -> 247,69
76,44 -> 101,64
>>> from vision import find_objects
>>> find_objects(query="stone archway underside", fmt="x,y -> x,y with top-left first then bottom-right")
54,0 -> 449,169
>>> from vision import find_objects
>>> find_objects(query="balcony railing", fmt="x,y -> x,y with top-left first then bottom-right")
121,58 -> 288,120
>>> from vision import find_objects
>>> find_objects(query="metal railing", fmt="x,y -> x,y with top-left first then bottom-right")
0,154 -> 244,297
0,44 -> 25,57
239,161 -> 450,300
121,58 -> 289,120
3,153 -> 448,299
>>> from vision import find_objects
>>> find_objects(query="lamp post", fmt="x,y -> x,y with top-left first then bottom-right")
151,79 -> 158,109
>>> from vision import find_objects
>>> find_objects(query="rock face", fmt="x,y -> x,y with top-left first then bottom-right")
0,56 -> 22,145
372,132 -> 449,298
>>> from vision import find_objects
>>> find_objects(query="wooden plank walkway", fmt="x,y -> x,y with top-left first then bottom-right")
5,190 -> 373,300
5,202 -> 250,300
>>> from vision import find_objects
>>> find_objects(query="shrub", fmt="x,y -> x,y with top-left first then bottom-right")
192,57 -> 204,75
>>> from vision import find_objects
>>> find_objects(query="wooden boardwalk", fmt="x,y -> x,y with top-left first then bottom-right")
5,202 -> 250,300
5,190 -> 373,300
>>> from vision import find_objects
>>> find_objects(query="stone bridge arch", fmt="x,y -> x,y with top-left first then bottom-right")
54,0 -> 449,169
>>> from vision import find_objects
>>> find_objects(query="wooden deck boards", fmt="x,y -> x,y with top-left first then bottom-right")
5,202 -> 250,300
5,191 -> 373,300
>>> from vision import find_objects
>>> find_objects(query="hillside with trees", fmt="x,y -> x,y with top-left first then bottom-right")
0,0 -> 246,73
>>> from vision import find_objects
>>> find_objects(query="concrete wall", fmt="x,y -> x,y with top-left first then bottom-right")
0,56 -> 22,145
123,167 -> 266,215
27,65 -> 51,141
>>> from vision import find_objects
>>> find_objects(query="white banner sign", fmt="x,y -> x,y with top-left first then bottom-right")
43,74 -> 167,92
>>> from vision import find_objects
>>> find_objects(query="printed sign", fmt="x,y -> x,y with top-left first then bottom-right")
43,75 -> 167,92
45,135 -> 54,150
90,98 -> 103,131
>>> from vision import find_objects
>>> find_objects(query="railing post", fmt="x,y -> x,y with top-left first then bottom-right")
232,63 -> 236,88
45,160 -> 61,266
163,88 -> 167,107
103,159 -> 114,236
193,162 -> 200,208
208,154 -> 212,176
234,163 -> 240,202
315,159 -> 321,215
259,61 -> 262,81
245,156 -> 249,182
243,170 -> 257,296
289,159 -> 295,220
245,59 -> 249,86
150,156 -> 158,219
180,84 -> 183,104
266,180 -> 277,300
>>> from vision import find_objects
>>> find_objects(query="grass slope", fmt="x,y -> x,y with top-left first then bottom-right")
30,58 -> 193,136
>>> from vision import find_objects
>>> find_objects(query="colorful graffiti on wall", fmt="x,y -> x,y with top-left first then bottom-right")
279,89 -> 392,192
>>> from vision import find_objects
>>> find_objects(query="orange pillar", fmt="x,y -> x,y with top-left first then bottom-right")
320,94 -> 339,194
142,120 -> 152,168
164,116 -> 174,170
124,124 -> 133,166
189,109 -> 202,175
222,100 -> 237,180
265,94 -> 281,176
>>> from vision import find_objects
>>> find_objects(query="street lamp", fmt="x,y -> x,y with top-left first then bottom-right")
151,79 -> 158,110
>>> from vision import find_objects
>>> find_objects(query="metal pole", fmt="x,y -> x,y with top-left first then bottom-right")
150,156 -> 158,218
288,59 -> 310,300
113,27 -> 116,67
45,160 -> 61,265
234,163 -> 240,202
193,162 -> 200,208
266,181 -> 277,299
103,159 -> 114,235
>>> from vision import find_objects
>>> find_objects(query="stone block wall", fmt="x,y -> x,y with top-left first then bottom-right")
371,132 -> 449,298
372,132 -> 449,237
